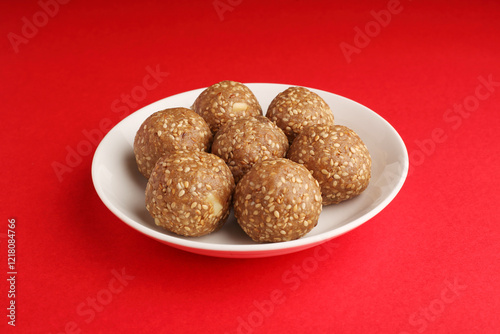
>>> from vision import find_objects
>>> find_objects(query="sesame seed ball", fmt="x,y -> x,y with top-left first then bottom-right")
287,124 -> 371,205
266,86 -> 334,143
145,151 -> 235,237
211,116 -> 289,183
233,158 -> 322,243
134,107 -> 213,179
192,80 -> 262,134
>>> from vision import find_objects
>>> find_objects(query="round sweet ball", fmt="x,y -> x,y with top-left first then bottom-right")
287,124 -> 371,205
234,158 -> 322,243
211,116 -> 289,183
266,86 -> 334,143
134,107 -> 213,179
192,80 -> 262,134
145,151 -> 235,237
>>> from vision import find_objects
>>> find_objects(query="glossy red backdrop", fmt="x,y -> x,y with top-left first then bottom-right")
1,0 -> 499,333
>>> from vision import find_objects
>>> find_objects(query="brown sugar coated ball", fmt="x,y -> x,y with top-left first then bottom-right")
211,116 -> 289,183
233,158 -> 322,243
145,151 -> 235,237
134,107 -> 213,179
266,86 -> 334,143
287,124 -> 371,205
191,80 -> 262,134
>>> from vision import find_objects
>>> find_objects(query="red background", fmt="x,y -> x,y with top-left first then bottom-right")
1,0 -> 499,333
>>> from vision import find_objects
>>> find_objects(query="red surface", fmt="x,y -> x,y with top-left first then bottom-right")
1,0 -> 499,333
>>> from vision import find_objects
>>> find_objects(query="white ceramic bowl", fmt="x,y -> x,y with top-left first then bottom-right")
91,83 -> 409,258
